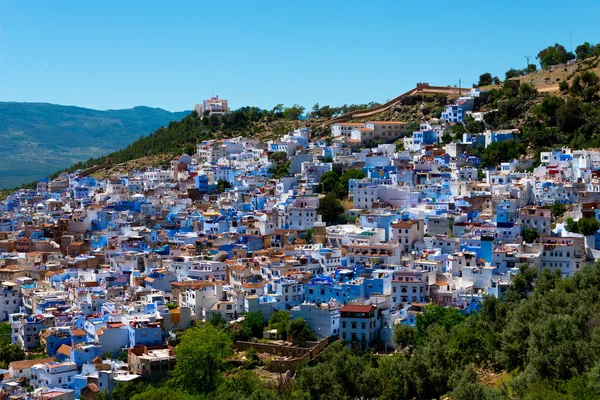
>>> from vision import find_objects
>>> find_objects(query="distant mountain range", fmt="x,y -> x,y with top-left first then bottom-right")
0,102 -> 190,188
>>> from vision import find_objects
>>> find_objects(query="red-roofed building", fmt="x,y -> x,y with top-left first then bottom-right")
339,304 -> 380,348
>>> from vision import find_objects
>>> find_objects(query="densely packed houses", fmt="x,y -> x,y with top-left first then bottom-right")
1,115 -> 600,398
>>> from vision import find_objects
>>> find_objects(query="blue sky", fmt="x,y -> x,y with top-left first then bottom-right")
0,0 -> 598,112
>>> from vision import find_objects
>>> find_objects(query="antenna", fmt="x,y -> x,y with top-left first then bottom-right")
570,30 -> 572,53
525,55 -> 532,68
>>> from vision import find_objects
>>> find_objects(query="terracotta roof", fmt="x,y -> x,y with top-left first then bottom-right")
57,344 -> 71,357
71,328 -> 86,336
369,121 -> 406,125
10,357 -> 56,370
340,305 -> 375,313
242,282 -> 264,289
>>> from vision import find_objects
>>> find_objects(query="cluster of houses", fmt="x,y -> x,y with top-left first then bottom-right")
1,95 -> 600,398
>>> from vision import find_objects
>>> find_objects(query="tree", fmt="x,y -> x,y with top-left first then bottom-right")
577,217 -> 600,235
519,82 -> 538,100
478,73 -> 493,86
212,370 -> 277,400
505,68 -> 524,80
111,381 -> 149,400
269,151 -> 288,162
559,80 -> 570,93
576,42 -> 596,60
283,104 -> 305,120
304,229 -> 314,243
465,116 -> 485,134
522,227 -> 539,243
503,263 -> 538,303
268,310 -> 290,339
318,193 -> 345,225
172,324 -> 233,394
131,387 -> 189,400
216,179 -> 232,193
415,304 -> 465,339
452,123 -> 466,136
317,170 -> 341,195
549,202 -> 567,218
571,71 -> 600,102
241,312 -> 264,338
449,367 -> 502,400
287,318 -> 316,341
537,43 -> 575,69
294,341 -> 382,399
310,103 -> 320,118
393,324 -> 416,350
441,132 -> 454,145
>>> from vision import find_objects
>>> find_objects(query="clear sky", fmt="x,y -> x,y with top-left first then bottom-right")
0,0 -> 598,112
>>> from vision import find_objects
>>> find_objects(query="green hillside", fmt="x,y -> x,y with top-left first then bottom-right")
0,102 -> 189,188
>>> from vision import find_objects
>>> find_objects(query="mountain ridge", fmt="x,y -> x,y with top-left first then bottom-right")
0,102 -> 191,188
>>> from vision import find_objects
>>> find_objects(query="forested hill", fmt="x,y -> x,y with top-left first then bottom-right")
0,102 -> 190,188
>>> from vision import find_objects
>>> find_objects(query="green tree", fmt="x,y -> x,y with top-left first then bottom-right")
519,82 -> 538,100
131,387 -> 190,400
217,179 -> 233,193
549,203 -> 567,218
304,228 -> 313,243
571,71 -> 600,102
452,123 -> 466,136
566,217 -> 579,233
393,324 -> 416,351
449,367 -> 502,400
317,193 -> 345,225
110,381 -> 149,400
478,73 -> 493,86
283,104 -> 305,120
522,227 -> 539,243
577,217 -> 600,235
294,341 -> 382,400
415,304 -> 465,339
465,116 -> 485,134
287,318 -> 316,341
317,170 -> 341,195
268,310 -> 290,339
270,151 -> 288,162
559,80 -> 570,93
537,43 -> 575,69
172,324 -> 233,394
503,263 -> 538,303
441,131 -> 454,145
241,312 -> 264,338
505,68 -> 524,80
576,42 -> 596,60
212,370 -> 277,400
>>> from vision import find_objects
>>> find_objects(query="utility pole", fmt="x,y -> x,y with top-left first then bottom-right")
525,55 -> 531,67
